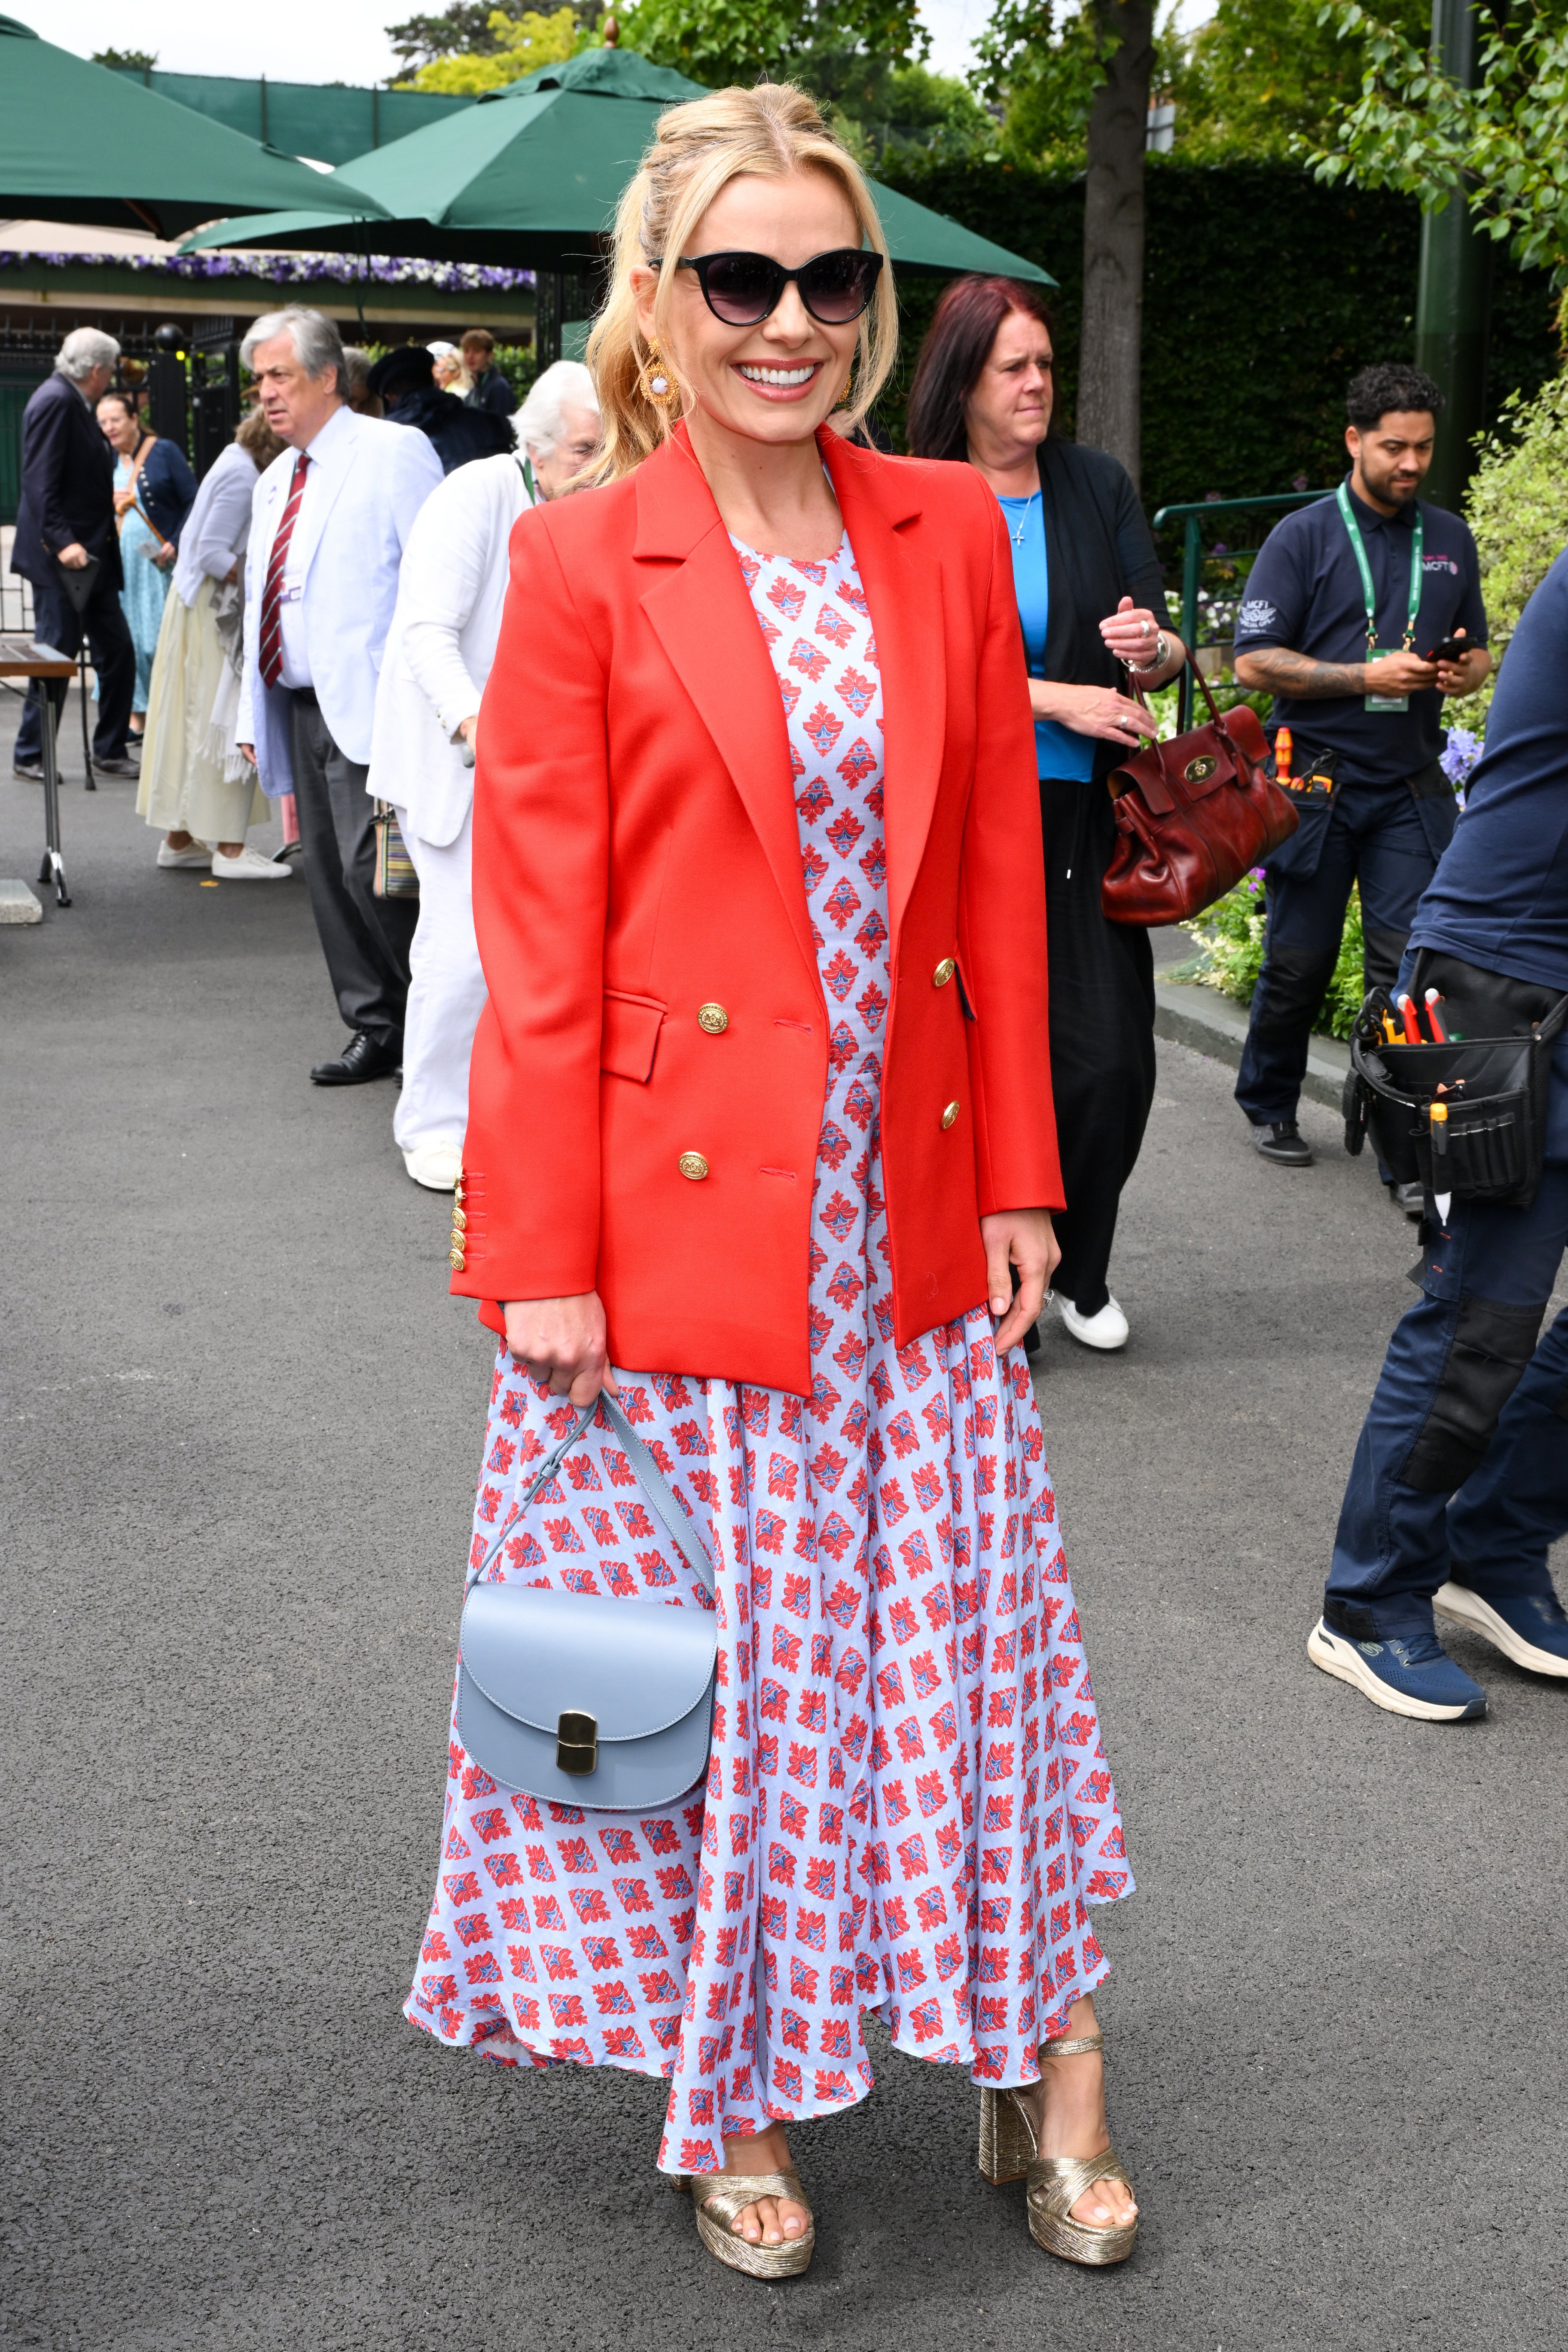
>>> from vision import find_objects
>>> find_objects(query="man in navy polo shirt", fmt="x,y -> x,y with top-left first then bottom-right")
1232,363 -> 1491,1206
1308,547 -> 1568,1722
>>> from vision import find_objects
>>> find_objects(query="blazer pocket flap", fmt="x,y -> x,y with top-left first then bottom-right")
601,988 -> 665,1082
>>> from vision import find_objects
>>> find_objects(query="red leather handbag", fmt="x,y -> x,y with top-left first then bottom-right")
1099,665 -> 1298,925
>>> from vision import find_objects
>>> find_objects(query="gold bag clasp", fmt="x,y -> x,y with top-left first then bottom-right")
556,1709 -> 598,1775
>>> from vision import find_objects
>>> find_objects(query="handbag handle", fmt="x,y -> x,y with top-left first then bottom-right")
466,1388 -> 718,1601
1123,654 -> 1225,734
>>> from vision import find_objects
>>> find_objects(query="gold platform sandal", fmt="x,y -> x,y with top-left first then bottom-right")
682,2167 -> 816,2280
977,2031 -> 1138,2267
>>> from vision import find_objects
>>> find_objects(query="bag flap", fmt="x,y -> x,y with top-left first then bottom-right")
601,988 -> 665,1083
460,1580 -> 717,1740
1220,701 -> 1269,765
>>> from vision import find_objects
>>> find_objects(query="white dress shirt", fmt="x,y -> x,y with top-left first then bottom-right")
171,440 -> 258,608
274,402 -> 359,688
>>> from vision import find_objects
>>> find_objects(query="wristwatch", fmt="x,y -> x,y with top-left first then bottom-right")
1129,630 -> 1170,674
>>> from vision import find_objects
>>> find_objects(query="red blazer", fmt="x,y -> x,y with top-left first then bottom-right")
455,423 -> 1063,1396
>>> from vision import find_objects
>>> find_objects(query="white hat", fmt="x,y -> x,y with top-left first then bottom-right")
427,340 -> 459,359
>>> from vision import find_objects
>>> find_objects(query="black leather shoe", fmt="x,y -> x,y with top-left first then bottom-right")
12,760 -> 45,783
92,755 -> 140,778
310,1030 -> 403,1086
1250,1120 -> 1313,1167
1390,1179 -> 1425,1220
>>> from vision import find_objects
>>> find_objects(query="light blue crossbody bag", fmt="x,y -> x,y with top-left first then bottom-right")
456,1392 -> 718,1812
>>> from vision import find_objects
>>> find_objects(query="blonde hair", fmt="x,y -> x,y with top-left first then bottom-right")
585,81 -> 897,482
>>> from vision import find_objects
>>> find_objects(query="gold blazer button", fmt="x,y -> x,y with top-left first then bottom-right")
933,957 -> 956,987
449,1246 -> 467,1270
697,1003 -> 729,1034
451,1205 -> 467,1231
940,1101 -> 960,1130
677,1150 -> 710,1181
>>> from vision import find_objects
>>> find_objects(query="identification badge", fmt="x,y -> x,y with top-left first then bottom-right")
1365,690 -> 1409,712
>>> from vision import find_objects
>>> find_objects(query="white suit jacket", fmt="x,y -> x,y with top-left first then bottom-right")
238,407 -> 443,796
366,450 -> 536,847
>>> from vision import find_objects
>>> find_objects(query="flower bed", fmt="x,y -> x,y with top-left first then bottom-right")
0,247 -> 532,293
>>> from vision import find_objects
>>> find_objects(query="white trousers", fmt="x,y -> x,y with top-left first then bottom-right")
390,804 -> 487,1155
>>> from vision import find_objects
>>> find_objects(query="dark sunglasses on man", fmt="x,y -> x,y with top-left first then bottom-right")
653,247 -> 884,327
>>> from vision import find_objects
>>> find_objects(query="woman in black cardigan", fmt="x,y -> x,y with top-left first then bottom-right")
908,278 -> 1186,1353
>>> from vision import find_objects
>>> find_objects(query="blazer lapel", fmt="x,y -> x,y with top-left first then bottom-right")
821,434 -> 945,946
635,436 -> 819,990
292,419 -> 359,587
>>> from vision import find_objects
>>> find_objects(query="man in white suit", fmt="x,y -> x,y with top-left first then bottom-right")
367,361 -> 601,1189
238,308 -> 443,1086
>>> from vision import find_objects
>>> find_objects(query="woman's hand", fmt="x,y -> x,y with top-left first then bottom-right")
1099,595 -> 1186,688
502,1292 -> 619,1409
1029,678 -> 1157,746
981,1209 -> 1061,1357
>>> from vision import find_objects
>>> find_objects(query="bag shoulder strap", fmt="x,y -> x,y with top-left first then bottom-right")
467,1390 -> 717,1600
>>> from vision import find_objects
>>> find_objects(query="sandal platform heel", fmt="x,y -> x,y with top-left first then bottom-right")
977,2030 -> 1138,2267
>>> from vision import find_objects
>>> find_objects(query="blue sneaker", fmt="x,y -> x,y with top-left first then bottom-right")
1434,1576 -> 1568,1680
1308,1609 -> 1486,1721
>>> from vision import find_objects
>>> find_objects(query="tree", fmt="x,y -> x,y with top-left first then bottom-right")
976,1 -> 1153,481
386,3 -> 528,71
613,0 -> 928,105
1167,0 -> 1427,160
398,6 -> 588,91
1311,2 -> 1568,283
832,64 -> 994,168
92,47 -> 159,72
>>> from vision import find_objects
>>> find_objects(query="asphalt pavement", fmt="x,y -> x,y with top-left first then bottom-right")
3,699 -> 1567,2352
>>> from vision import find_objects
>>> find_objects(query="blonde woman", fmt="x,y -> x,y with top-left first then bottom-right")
405,82 -> 1140,2280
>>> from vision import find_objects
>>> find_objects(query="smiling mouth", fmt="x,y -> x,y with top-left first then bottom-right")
735,362 -> 821,389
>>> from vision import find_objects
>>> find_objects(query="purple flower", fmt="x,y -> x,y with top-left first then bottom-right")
1440,723 -> 1482,789
0,246 -> 533,293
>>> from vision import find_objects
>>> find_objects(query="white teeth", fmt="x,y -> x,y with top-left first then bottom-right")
738,364 -> 816,386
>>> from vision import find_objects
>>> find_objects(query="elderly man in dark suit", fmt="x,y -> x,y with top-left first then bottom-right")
11,327 -> 139,781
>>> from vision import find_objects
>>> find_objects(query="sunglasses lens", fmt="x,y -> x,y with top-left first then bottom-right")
800,251 -> 879,322
702,254 -> 779,323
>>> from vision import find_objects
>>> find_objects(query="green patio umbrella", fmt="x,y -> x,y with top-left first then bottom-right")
181,46 -> 1052,284
0,13 -> 392,239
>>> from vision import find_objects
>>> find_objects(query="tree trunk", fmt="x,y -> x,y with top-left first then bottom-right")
1077,0 -> 1153,485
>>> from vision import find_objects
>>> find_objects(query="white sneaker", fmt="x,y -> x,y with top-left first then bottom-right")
1056,1292 -> 1129,1351
156,839 -> 212,869
210,844 -> 293,881
403,1142 -> 463,1192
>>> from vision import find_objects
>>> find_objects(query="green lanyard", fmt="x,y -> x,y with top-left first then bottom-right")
1336,479 -> 1423,652
519,454 -> 537,503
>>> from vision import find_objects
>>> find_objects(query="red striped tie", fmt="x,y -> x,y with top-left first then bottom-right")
258,451 -> 310,689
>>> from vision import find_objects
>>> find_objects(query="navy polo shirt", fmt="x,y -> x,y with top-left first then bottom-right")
1232,478 -> 1487,787
1411,549 -> 1568,994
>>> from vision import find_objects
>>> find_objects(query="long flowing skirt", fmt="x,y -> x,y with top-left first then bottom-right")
406,1155 -> 1132,2174
137,580 -> 267,842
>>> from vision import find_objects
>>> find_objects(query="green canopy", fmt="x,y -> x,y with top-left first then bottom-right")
181,46 -> 1052,284
0,14 -> 392,239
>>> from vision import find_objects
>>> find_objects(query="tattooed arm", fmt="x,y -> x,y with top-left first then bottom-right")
1234,644 -> 1439,699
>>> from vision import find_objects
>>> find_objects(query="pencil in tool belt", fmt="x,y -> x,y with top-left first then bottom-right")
1429,1099 -> 1451,1224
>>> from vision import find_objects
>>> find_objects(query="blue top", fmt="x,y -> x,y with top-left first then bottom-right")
1410,549 -> 1568,994
1231,477 -> 1487,788
997,490 -> 1095,783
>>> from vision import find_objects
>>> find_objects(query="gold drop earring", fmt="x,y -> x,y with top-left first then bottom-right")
637,339 -> 680,408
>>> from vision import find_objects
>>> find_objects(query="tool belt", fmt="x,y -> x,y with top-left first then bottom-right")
1343,950 -> 1568,1211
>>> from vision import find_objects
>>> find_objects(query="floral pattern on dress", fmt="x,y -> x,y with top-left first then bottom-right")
405,533 -> 1131,2173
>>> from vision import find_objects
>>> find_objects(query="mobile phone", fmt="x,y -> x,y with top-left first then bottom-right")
1426,634 -> 1470,663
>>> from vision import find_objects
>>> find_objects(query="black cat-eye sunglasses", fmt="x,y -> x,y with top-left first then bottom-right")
652,247 -> 884,327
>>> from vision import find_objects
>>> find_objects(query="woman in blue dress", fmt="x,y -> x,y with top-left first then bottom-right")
96,390 -> 196,737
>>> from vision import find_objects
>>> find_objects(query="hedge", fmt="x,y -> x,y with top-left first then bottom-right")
876,156 -> 1559,550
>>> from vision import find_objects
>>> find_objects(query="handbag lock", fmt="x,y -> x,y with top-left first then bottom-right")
556,1709 -> 598,1775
